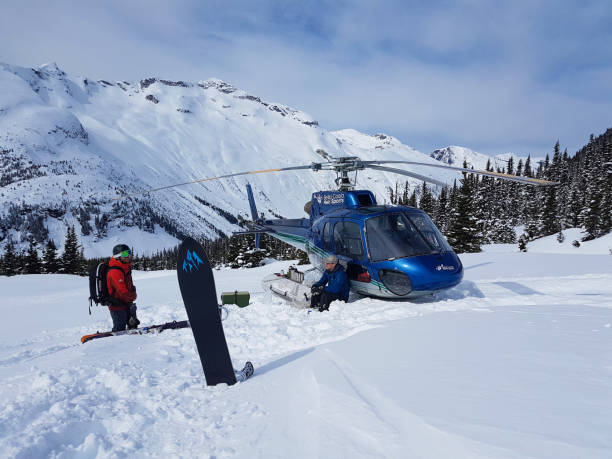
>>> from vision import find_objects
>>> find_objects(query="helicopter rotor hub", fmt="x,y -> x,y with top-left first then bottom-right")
310,156 -> 365,190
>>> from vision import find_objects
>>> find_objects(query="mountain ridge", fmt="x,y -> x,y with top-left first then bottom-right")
0,62 -> 475,257
431,145 -> 543,171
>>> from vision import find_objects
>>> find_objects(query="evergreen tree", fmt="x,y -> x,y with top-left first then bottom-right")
407,190 -> 417,208
578,142 -> 604,239
520,154 -> 544,239
42,239 -> 59,273
524,155 -> 533,178
567,182 -> 583,228
474,160 -> 493,243
600,138 -> 612,234
418,182 -> 435,215
518,234 -> 528,252
434,186 -> 449,232
24,240 -> 41,274
402,181 -> 410,204
1,240 -> 19,276
501,158 -> 519,227
388,186 -> 395,205
540,187 -> 560,236
61,226 -> 82,274
556,230 -> 565,243
552,141 -> 562,171
524,198 -> 542,240
78,246 -> 87,275
515,159 -> 523,177
447,171 -> 481,253
446,180 -> 459,238
490,174 -> 516,243
388,182 -> 400,204
551,146 -> 570,230
506,156 -> 515,176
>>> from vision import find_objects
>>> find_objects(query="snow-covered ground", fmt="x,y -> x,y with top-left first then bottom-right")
1,233 -> 611,458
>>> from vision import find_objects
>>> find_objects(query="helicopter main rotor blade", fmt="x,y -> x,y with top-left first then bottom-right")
114,164 -> 316,199
366,164 -> 448,187
362,160 -> 559,186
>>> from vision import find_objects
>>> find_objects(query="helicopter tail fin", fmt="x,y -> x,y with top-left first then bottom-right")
245,183 -> 261,249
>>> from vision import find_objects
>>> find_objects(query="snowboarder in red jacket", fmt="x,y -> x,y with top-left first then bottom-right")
107,244 -> 140,331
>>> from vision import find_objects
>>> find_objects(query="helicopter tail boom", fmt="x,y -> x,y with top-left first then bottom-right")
234,217 -> 310,252
234,184 -> 312,253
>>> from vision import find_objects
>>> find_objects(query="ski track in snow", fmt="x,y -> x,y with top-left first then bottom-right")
1,253 -> 612,458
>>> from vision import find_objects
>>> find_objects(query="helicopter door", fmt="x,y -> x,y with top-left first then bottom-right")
333,221 -> 364,261
323,222 -> 332,251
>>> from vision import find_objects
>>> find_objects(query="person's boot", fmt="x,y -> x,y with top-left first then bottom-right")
128,304 -> 140,329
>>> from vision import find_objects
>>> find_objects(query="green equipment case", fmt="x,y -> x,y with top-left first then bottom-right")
221,291 -> 250,308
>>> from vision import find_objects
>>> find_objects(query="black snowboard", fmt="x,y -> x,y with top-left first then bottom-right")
177,237 -> 237,386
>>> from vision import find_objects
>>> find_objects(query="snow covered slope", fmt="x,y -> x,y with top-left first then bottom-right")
1,239 -> 611,457
0,62 -> 461,257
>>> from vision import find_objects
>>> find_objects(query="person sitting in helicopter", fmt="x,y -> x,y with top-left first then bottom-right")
310,255 -> 350,311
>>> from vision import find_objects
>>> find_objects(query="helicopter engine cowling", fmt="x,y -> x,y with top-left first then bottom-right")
308,190 -> 376,219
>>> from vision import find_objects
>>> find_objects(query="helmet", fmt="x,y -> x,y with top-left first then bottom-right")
112,244 -> 131,256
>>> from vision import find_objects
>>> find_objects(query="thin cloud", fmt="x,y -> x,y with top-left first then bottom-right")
1,0 -> 610,157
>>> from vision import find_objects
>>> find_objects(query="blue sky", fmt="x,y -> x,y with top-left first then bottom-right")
2,0 -> 611,157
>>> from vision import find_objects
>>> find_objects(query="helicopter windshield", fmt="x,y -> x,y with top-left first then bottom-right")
365,212 -> 452,261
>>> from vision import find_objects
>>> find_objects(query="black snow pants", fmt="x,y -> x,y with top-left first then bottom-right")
310,290 -> 344,311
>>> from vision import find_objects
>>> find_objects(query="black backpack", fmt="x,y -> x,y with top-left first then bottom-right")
88,262 -> 122,313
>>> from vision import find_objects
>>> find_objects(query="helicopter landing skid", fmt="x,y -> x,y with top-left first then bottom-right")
262,273 -> 312,308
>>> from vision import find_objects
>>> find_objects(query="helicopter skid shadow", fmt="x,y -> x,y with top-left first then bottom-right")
492,282 -> 542,296
254,348 -> 315,377
464,262 -> 495,271
436,280 -> 485,301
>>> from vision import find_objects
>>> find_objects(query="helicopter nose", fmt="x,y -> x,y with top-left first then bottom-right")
433,254 -> 463,275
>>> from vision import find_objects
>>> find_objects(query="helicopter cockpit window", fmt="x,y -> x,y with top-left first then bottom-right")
323,222 -> 331,250
365,213 -> 450,261
333,221 -> 364,259
407,213 -> 453,252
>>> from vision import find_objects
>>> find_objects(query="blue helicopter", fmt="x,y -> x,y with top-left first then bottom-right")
139,151 -> 557,299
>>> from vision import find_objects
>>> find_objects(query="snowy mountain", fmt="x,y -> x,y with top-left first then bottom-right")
431,145 -> 542,171
0,62 -> 462,257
